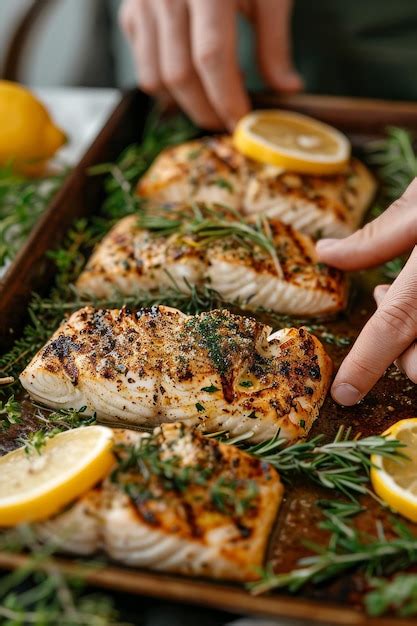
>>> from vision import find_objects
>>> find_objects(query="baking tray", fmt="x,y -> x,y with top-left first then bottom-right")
2,89 -> 417,624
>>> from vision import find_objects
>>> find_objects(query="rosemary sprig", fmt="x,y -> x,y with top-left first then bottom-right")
0,165 -> 67,269
367,127 -> 417,279
137,203 -> 283,277
250,502 -> 417,595
0,526 -> 133,625
223,425 -> 405,499
89,110 -> 197,224
365,573 -> 417,617
367,127 -> 417,203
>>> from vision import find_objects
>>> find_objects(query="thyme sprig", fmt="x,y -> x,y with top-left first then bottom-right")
250,501 -> 417,595
17,405 -> 96,455
222,425 -> 405,499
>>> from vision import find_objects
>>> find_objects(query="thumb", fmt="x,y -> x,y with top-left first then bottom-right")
316,177 -> 417,270
254,0 -> 303,93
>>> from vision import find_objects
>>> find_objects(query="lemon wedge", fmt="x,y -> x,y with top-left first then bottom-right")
371,418 -> 417,522
0,426 -> 114,526
233,110 -> 351,175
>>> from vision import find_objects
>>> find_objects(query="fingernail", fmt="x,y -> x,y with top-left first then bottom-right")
331,383 -> 362,406
316,238 -> 338,252
373,285 -> 389,303
394,359 -> 405,375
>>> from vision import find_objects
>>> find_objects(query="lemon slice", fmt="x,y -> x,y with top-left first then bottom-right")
233,110 -> 351,175
371,418 -> 417,522
0,426 -> 114,526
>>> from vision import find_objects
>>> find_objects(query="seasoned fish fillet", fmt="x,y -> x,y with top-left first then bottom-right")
76,206 -> 346,316
138,136 -> 376,238
20,306 -> 332,443
35,423 -> 283,581
137,137 -> 247,211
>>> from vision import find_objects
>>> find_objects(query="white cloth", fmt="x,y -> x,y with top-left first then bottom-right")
33,87 -> 121,165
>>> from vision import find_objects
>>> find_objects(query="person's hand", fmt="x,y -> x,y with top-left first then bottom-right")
316,177 -> 417,406
119,0 -> 303,130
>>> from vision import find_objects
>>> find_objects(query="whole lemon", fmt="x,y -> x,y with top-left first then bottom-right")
0,80 -> 67,175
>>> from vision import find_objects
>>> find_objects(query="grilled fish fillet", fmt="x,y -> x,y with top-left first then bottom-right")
20,306 -> 332,443
36,423 -> 283,581
138,136 -> 376,238
76,206 -> 346,316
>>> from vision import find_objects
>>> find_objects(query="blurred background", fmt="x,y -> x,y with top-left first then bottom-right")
0,0 -> 134,87
0,0 -> 130,163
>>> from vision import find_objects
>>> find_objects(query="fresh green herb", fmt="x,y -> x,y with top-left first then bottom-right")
0,165 -> 67,268
239,380 -> 253,388
250,501 -> 417,596
112,432 -> 258,520
18,406 -> 95,455
213,177 -> 234,192
195,402 -> 205,412
210,477 -> 258,517
137,203 -> 283,277
383,257 -> 405,280
201,385 -> 219,393
0,394 -> 22,430
223,425 -> 405,499
0,113 -> 199,389
187,148 -> 202,160
0,526 -> 133,625
305,325 -> 351,347
89,110 -> 196,224
365,573 -> 417,617
366,127 -> 417,278
112,433 -> 211,495
367,126 -> 417,203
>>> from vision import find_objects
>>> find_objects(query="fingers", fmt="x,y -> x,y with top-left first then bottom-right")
331,246 -> 417,405
188,0 -> 250,129
119,0 -> 163,94
396,343 -> 417,383
374,283 -> 417,383
254,0 -> 303,93
316,177 -> 417,270
152,0 -> 222,129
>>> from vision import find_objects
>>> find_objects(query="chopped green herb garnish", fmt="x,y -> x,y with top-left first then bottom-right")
213,177 -> 234,192
239,380 -> 253,388
195,402 -> 205,412
201,385 -> 219,393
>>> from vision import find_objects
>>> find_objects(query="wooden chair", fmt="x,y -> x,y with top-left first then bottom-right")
2,0 -> 55,81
